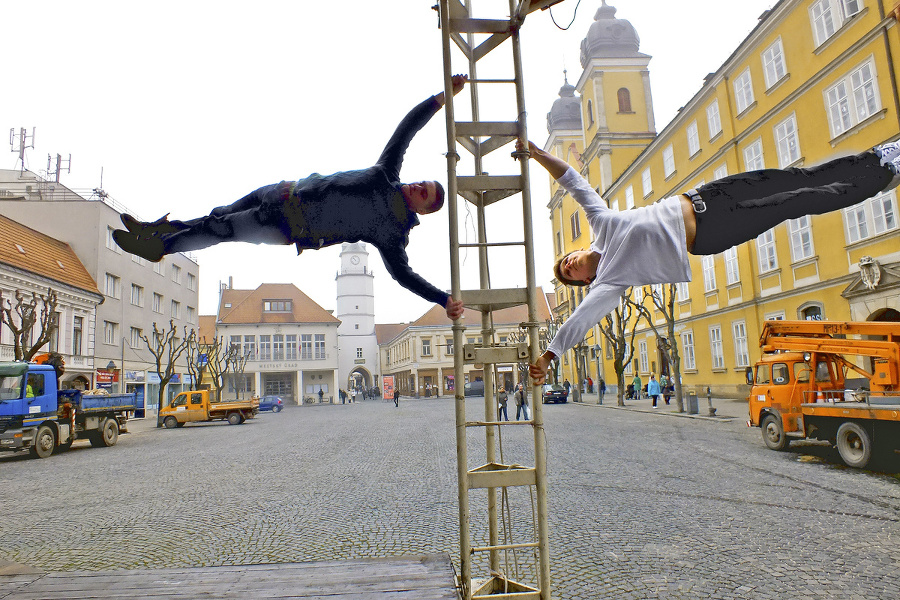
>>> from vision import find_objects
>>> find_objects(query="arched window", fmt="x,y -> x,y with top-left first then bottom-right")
586,100 -> 594,127
617,88 -> 632,113
799,303 -> 823,321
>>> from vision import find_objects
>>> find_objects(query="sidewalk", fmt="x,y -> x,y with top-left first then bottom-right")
570,392 -> 748,421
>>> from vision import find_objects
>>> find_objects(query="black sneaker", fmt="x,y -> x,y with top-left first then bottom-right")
120,213 -> 184,238
112,229 -> 166,262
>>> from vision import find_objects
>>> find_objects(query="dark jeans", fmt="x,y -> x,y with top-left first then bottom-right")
516,404 -> 529,420
163,182 -> 294,254
499,406 -> 508,421
692,152 -> 891,255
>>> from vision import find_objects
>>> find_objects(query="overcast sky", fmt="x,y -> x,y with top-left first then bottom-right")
3,0 -> 774,323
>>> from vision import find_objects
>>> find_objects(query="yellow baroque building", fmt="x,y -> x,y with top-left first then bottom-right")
544,0 -> 900,397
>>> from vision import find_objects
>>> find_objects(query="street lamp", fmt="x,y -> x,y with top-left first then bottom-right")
106,360 -> 118,393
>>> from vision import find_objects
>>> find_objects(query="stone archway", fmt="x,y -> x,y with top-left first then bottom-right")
347,367 -> 373,398
868,308 -> 900,322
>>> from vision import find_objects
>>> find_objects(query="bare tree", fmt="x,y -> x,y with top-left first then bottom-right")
227,346 -> 251,401
141,321 -> 193,427
597,292 -> 640,407
0,288 -> 59,361
197,336 -> 229,402
184,334 -> 206,391
629,284 -> 686,412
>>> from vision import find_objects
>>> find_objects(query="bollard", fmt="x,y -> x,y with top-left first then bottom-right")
706,386 -> 717,417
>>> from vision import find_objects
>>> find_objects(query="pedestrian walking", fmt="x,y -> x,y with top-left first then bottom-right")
318,388 -> 324,403
514,383 -> 529,421
393,388 -> 399,408
631,374 -> 642,400
497,387 -> 509,421
647,374 -> 662,408
599,377 -> 606,405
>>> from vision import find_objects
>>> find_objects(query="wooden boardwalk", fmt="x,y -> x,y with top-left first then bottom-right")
0,554 -> 459,599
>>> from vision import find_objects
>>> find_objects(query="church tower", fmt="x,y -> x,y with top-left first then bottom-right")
336,242 -> 380,394
577,0 -> 656,193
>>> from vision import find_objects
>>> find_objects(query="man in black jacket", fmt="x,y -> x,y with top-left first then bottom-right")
114,75 -> 468,319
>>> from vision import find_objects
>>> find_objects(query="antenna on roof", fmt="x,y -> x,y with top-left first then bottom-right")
9,127 -> 35,174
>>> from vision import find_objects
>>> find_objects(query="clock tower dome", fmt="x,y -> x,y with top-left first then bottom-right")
336,243 -> 380,395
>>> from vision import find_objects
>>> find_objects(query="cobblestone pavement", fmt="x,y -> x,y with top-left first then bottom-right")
1,395 -> 898,599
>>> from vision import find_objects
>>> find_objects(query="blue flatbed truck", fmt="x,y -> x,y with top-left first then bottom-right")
0,362 -> 137,459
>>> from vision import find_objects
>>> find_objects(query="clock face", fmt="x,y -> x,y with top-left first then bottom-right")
350,255 -> 360,265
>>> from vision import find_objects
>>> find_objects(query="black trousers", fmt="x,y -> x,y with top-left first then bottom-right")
162,182 -> 294,254
691,152 -> 891,255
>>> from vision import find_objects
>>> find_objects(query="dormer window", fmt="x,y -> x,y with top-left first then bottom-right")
263,300 -> 292,312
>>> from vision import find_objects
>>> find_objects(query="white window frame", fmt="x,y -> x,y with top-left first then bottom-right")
724,247 -> 740,285
743,139 -> 765,171
844,190 -> 898,243
103,321 -> 118,346
706,99 -> 722,138
104,273 -> 120,299
756,229 -> 778,273
171,300 -> 180,319
152,293 -> 163,314
130,327 -> 142,349
713,163 -> 728,181
702,255 -> 716,292
422,338 -> 432,357
570,210 -> 581,240
187,273 -> 196,291
762,38 -> 787,89
639,340 -> 649,374
810,0 -> 862,47
106,226 -> 120,252
681,331 -> 696,370
709,326 -> 725,370
732,321 -> 750,368
734,68 -> 755,114
825,59 -> 881,138
774,114 -> 801,167
788,216 -> 815,261
686,120 -> 700,157
130,284 -> 144,307
662,145 -> 675,179
641,168 -> 652,198
675,282 -> 690,302
171,264 -> 181,284
625,185 -> 634,209
315,334 -> 326,360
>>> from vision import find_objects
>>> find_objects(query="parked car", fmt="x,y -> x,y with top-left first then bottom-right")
258,395 -> 284,412
463,380 -> 485,397
541,384 -> 568,404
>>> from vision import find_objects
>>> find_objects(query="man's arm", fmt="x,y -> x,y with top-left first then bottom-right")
519,139 -> 607,219
377,75 -> 468,179
528,283 -> 626,384
377,244 -> 463,319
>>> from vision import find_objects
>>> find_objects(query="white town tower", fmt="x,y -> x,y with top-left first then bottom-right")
335,242 -> 380,395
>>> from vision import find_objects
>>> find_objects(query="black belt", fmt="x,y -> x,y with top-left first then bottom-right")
685,188 -> 706,213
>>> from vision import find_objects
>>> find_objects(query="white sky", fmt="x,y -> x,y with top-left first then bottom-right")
3,0 -> 774,323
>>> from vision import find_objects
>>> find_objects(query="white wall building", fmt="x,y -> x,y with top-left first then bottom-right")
0,170 -> 199,410
216,282 -> 340,404
0,215 -> 103,389
335,243 -> 380,394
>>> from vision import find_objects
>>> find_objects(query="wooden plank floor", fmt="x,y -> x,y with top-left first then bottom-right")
0,554 -> 459,600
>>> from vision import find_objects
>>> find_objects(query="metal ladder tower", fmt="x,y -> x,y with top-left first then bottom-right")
438,1 -> 563,598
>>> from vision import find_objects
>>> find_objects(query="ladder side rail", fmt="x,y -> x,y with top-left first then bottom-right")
440,3 -> 471,597
508,3 -> 551,596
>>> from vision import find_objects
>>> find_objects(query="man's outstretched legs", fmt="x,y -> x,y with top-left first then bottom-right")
691,144 -> 900,255
113,182 -> 294,261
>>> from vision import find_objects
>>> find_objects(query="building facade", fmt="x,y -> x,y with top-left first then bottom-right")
544,0 -> 900,397
335,243 -> 381,394
0,169 -> 200,409
214,282 -> 340,404
0,215 -> 103,389
378,289 -> 553,396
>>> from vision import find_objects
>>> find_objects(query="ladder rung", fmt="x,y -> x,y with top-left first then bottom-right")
464,344 -> 528,364
458,241 -> 525,248
449,18 -> 511,34
460,287 -> 528,312
472,542 -> 539,553
456,121 -> 519,137
465,420 -> 533,427
457,175 -> 522,192
468,463 -> 536,489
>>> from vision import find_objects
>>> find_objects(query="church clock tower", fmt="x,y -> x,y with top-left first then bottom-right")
336,242 -> 380,394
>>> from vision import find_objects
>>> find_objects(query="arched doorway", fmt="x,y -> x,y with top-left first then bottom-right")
868,308 -> 900,322
347,367 -> 373,399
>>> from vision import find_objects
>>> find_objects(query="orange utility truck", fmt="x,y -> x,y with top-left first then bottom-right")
746,320 -> 900,468
159,389 -> 258,428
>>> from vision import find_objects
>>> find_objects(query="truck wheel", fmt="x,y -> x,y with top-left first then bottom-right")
91,419 -> 119,448
164,416 -> 179,429
227,412 -> 242,425
836,422 -> 872,469
761,414 -> 789,451
30,425 -> 55,459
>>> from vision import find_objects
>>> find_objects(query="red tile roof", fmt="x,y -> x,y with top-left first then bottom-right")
0,215 -> 100,296
218,283 -> 340,325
